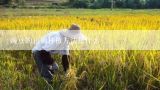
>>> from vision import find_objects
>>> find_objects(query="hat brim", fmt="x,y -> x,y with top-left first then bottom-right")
60,30 -> 86,41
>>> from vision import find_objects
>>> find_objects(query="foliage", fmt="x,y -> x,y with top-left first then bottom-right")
72,0 -> 90,8
1,0 -> 160,9
146,0 -> 160,8
68,0 -> 160,9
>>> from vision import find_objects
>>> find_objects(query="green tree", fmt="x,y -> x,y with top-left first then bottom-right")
3,0 -> 11,5
72,0 -> 90,8
115,0 -> 126,8
147,0 -> 160,8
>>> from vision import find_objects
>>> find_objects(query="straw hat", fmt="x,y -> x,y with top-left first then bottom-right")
60,24 -> 86,41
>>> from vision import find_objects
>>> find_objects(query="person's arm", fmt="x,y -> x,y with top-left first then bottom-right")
62,55 -> 70,72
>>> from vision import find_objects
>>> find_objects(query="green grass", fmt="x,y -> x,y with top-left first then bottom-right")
1,8 -> 160,16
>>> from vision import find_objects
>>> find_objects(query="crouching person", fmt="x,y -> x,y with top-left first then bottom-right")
32,24 -> 86,84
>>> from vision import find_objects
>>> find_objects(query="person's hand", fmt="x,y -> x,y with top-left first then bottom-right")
52,62 -> 59,71
48,62 -> 59,74
64,69 -> 70,77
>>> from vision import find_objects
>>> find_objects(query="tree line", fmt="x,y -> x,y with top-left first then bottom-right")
69,0 -> 160,9
0,0 -> 160,9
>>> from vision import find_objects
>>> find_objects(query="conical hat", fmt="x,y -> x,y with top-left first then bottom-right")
60,24 -> 86,41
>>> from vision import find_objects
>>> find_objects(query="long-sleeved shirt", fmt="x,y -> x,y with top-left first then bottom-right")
32,31 -> 69,55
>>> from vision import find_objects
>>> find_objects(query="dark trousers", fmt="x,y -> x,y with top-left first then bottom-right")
33,50 -> 54,80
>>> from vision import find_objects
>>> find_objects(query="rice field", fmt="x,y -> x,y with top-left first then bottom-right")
0,15 -> 160,30
0,9 -> 160,90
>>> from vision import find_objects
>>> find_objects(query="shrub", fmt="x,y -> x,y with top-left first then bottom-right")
72,0 -> 89,8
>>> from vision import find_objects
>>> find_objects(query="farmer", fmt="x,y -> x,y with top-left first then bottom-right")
32,24 -> 86,84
